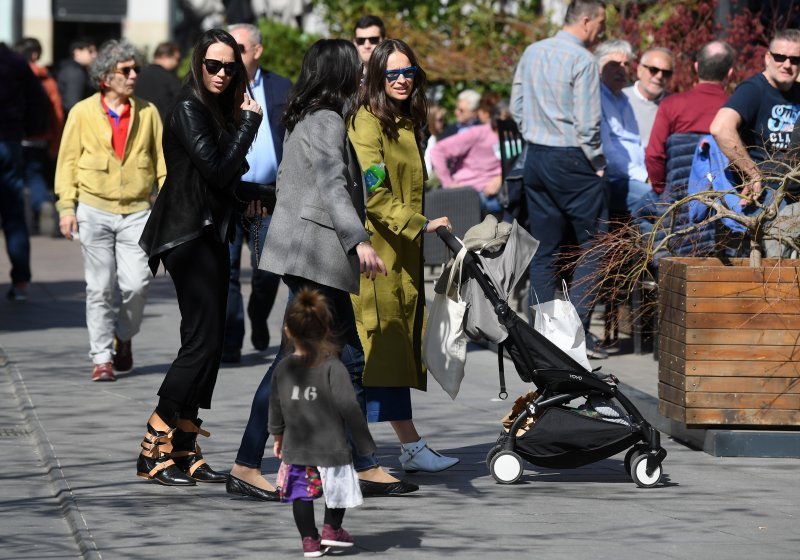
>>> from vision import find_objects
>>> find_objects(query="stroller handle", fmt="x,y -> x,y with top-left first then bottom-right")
435,226 -> 464,254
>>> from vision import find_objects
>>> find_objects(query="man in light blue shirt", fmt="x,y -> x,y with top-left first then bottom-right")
510,0 -> 609,359
223,23 -> 292,364
596,39 -> 651,215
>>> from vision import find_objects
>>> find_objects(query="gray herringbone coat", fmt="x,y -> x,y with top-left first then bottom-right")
259,109 -> 369,294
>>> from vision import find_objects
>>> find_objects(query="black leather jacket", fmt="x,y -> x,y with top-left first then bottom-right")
139,91 -> 262,274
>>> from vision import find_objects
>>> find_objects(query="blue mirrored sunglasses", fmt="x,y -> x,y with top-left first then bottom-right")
384,65 -> 418,83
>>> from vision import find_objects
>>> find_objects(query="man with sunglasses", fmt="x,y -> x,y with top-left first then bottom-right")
623,47 -> 674,146
220,23 -> 292,364
353,15 -> 385,64
710,29 -> 800,256
55,39 -> 166,382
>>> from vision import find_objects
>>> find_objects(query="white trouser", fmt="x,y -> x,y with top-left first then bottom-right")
76,204 -> 151,364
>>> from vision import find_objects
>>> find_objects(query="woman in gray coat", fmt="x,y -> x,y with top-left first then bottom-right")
226,39 -> 419,501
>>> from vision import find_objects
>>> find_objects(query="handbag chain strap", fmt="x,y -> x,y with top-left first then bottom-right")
239,213 -> 262,264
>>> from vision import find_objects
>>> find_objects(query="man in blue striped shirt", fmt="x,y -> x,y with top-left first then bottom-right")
511,0 -> 609,359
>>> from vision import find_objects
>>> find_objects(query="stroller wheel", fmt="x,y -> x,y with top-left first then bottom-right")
630,454 -> 663,488
624,445 -> 646,475
485,445 -> 502,468
490,451 -> 524,484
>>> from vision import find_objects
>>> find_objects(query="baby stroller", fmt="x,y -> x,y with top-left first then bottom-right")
434,225 -> 667,488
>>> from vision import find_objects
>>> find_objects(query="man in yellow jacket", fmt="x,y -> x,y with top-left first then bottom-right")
55,39 -> 166,382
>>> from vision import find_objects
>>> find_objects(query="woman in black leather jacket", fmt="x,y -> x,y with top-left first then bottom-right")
137,29 -> 263,487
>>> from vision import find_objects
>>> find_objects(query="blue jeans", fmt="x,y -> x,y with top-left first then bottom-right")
523,145 -> 608,332
234,275 -> 379,472
607,177 -> 652,216
479,192 -> 503,215
22,146 -> 55,214
224,214 -> 280,350
0,141 -> 31,284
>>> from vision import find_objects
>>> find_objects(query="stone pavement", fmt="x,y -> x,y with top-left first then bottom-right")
1,235 -> 799,559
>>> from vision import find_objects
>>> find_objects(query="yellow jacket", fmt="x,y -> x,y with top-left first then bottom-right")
55,93 -> 166,217
348,107 -> 429,390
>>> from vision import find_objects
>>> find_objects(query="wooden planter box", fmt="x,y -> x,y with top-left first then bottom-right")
658,257 -> 800,428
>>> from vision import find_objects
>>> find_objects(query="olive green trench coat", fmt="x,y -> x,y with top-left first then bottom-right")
348,107 -> 429,390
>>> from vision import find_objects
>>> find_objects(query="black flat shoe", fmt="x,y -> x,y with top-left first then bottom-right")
359,479 -> 419,497
226,474 -> 280,501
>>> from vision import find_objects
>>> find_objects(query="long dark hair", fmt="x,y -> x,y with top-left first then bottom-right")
282,39 -> 361,132
285,288 -> 339,367
352,39 -> 428,142
186,29 -> 248,130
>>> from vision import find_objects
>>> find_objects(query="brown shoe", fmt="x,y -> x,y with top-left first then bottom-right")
91,362 -> 116,382
113,336 -> 133,373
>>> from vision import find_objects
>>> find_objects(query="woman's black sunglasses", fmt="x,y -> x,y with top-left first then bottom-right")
203,59 -> 239,77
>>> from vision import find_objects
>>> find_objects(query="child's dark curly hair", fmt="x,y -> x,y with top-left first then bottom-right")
285,288 -> 340,366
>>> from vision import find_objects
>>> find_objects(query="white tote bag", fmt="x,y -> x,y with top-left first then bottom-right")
531,280 -> 592,371
424,247 -> 468,399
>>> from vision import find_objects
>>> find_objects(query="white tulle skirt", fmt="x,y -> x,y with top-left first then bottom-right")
319,463 -> 363,509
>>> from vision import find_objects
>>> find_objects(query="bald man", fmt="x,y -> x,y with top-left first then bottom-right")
645,40 -> 735,193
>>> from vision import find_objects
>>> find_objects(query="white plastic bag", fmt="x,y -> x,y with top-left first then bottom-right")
424,247 -> 468,399
531,280 -> 592,371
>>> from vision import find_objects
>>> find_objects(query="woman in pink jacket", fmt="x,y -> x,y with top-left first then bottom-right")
431,97 -> 509,216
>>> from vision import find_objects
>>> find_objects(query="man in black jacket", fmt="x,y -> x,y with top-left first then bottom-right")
134,41 -> 182,120
56,38 -> 96,114
222,23 -> 292,363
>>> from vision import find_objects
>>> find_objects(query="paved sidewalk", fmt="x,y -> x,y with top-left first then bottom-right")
1,236 -> 799,559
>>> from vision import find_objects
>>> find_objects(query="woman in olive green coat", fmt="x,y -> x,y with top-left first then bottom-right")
348,39 -> 459,475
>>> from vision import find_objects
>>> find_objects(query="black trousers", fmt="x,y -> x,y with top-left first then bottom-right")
158,232 -> 229,410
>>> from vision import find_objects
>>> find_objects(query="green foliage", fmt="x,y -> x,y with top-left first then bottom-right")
257,18 -> 321,81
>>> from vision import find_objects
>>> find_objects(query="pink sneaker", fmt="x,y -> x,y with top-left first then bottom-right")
302,536 -> 326,558
320,524 -> 354,547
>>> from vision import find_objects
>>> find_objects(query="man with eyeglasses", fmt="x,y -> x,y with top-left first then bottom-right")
511,0 -> 609,359
711,29 -> 800,257
220,23 -> 292,364
55,39 -> 166,382
353,15 -> 385,64
623,47 -> 674,146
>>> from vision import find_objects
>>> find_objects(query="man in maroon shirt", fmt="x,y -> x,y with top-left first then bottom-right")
645,41 -> 735,193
